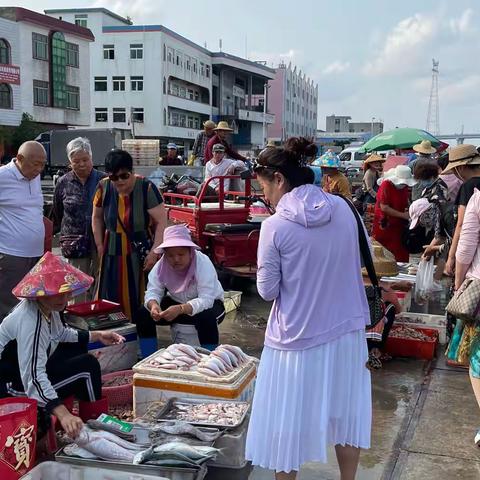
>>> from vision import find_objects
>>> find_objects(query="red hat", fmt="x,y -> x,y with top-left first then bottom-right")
12,252 -> 94,299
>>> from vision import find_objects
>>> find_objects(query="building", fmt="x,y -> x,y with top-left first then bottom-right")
267,62 -> 318,143
211,52 -> 275,150
45,8 -> 275,154
326,114 -> 383,135
0,7 -> 93,136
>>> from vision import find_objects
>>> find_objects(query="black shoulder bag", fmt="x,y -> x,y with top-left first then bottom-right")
337,194 -> 385,328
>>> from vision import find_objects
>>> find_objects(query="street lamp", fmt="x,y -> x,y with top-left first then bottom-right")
263,82 -> 271,147
371,117 -> 376,137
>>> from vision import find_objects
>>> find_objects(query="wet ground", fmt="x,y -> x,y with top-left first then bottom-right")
156,281 -> 480,480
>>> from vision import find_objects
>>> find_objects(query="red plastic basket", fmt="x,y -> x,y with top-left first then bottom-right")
66,300 -> 121,317
101,370 -> 134,407
385,326 -> 439,360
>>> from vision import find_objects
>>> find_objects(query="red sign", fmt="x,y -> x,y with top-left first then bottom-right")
0,65 -> 20,85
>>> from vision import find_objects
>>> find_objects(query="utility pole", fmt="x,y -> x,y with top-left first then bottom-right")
426,59 -> 440,135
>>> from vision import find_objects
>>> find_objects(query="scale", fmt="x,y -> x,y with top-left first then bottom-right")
65,300 -> 129,331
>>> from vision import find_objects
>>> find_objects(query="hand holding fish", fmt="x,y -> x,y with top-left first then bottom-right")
90,331 -> 125,346
157,305 -> 183,322
53,404 -> 84,438
148,301 -> 162,321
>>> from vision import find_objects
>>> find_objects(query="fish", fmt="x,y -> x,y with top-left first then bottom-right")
160,350 -> 175,361
174,343 -> 201,360
157,363 -> 178,370
152,441 -> 219,461
219,344 -> 249,363
151,420 -> 222,442
166,402 -> 249,426
212,349 -> 235,369
215,347 -> 239,367
76,427 -> 144,451
134,447 -> 205,466
197,367 -> 220,377
175,355 -> 196,366
203,356 -> 228,373
63,443 -> 99,459
198,360 -> 223,375
86,420 -> 138,443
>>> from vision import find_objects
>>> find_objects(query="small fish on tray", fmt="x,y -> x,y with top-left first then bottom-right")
150,420 -> 222,442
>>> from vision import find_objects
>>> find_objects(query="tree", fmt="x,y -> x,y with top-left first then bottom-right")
11,112 -> 43,152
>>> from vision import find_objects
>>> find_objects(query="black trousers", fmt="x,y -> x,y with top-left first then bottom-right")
0,341 -> 102,405
135,297 -> 225,345
367,303 -> 396,351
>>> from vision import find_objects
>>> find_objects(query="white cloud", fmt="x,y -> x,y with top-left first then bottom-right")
363,13 -> 437,76
440,75 -> 480,105
322,61 -> 350,75
449,8 -> 474,35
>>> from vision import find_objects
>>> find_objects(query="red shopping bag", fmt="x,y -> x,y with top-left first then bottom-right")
0,398 -> 37,479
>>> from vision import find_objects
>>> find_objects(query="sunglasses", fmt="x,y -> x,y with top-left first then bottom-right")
108,172 -> 131,182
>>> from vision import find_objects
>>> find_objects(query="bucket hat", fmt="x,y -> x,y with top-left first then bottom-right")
362,240 -> 399,278
318,150 -> 341,169
413,140 -> 437,155
364,153 -> 385,165
12,252 -> 94,299
409,198 -> 432,230
441,144 -> 480,175
389,165 -> 417,187
212,143 -> 225,153
214,121 -> 233,132
203,120 -> 216,129
167,143 -> 178,150
154,224 -> 200,254
377,168 -> 396,186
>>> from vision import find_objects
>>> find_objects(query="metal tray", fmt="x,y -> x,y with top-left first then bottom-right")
55,448 -> 207,480
156,397 -> 250,430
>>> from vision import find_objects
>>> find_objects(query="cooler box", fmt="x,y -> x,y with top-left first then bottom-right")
88,324 -> 138,374
395,312 -> 447,344
133,357 -> 256,417
385,326 -> 439,360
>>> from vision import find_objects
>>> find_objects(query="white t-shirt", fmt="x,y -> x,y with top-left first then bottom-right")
0,160 -> 44,257
205,157 -> 245,190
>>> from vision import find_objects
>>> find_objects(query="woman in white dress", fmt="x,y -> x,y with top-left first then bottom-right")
245,137 -> 372,480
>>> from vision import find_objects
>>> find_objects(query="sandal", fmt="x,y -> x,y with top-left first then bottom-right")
367,352 -> 382,370
380,353 -> 392,362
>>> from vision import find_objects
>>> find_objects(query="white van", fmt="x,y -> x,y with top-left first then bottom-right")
339,147 -> 367,170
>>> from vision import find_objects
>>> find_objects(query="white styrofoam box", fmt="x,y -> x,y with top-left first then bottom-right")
211,416 -> 249,468
21,461 -> 167,480
395,312 -> 447,344
224,291 -> 242,314
88,323 -> 138,374
133,363 -> 256,417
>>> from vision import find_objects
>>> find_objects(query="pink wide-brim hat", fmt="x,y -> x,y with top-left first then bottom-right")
154,224 -> 200,254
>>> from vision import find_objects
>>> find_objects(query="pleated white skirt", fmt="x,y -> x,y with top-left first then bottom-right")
245,329 -> 372,473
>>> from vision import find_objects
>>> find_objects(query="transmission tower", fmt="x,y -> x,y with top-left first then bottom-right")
426,59 -> 440,135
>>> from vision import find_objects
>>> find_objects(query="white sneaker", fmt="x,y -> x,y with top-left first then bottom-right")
475,430 -> 480,446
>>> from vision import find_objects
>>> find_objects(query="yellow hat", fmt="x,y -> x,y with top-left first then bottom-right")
362,240 -> 399,278
214,121 -> 233,132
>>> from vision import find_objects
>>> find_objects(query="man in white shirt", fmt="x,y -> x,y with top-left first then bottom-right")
0,141 -> 46,321
204,143 -> 246,192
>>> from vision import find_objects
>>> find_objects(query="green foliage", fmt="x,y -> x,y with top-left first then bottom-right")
11,112 -> 43,152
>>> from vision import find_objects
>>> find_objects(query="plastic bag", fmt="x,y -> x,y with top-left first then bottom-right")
415,258 -> 436,303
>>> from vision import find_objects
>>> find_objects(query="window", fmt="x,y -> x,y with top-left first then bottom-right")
74,14 -> 88,27
113,76 -> 126,91
192,60 -> 197,74
167,47 -> 174,63
94,76 -> 107,91
187,116 -> 194,128
200,62 -> 205,76
113,108 -> 126,123
163,45 -> 166,61
194,118 -> 200,129
194,91 -> 199,102
32,33 -> 48,60
0,83 -> 12,109
0,39 -> 10,64
95,108 -> 108,122
130,43 -> 143,59
176,54 -> 180,66
103,44 -> 114,60
163,77 -> 166,94
66,42 -> 79,67
132,107 -> 144,123
170,83 -> 178,96
66,85 -> 79,110
171,112 -> 179,126
206,65 -> 210,78
51,32 -> 67,108
187,88 -> 194,100
131,76 -> 143,91
179,86 -> 186,98
33,80 -> 49,106
185,56 -> 191,71
163,108 -> 167,125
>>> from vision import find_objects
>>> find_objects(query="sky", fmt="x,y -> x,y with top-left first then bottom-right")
5,0 -> 480,134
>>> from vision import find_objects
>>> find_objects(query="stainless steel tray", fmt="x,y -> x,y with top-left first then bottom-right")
55,448 -> 207,480
157,397 -> 250,430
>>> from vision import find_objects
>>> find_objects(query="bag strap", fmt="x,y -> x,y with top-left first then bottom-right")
336,194 -> 379,287
116,213 -> 134,243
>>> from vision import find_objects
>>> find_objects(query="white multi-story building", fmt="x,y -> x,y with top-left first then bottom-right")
0,6 -> 92,135
268,62 -> 318,142
45,8 -> 275,153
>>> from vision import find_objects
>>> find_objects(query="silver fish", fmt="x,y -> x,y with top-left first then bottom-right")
63,443 -> 99,459
197,367 -> 220,377
151,420 -> 222,442
153,441 -> 218,462
75,428 -> 137,462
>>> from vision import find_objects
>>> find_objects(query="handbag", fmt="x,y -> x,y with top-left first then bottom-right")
446,277 -> 480,326
59,234 -> 90,258
117,214 -> 153,264
338,194 -> 385,328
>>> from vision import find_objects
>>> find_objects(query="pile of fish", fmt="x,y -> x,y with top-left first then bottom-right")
133,441 -> 219,467
165,402 -> 249,427
390,325 -> 434,341
144,343 -> 250,378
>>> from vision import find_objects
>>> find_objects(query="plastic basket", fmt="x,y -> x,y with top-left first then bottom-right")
385,326 -> 439,360
101,370 -> 134,406
66,299 -> 121,317
0,398 -> 37,479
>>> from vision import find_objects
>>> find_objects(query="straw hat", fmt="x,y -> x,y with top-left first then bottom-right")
364,153 -> 385,165
389,165 -> 417,187
214,121 -> 233,132
441,144 -> 480,175
12,252 -> 93,299
413,140 -> 437,155
154,224 -> 200,254
266,139 -> 276,147
362,240 -> 399,278
203,120 -> 216,129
